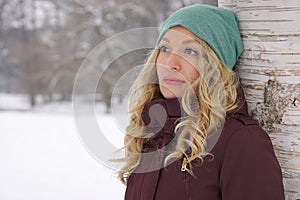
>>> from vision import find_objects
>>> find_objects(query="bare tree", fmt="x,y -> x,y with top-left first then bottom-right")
63,0 -> 159,112
1,0 -> 66,105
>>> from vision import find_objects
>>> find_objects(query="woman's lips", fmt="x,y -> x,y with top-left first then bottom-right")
163,76 -> 186,85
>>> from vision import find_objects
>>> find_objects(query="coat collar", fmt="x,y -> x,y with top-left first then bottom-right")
141,97 -> 182,126
141,84 -> 249,126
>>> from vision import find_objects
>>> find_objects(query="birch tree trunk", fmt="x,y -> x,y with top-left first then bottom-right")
218,0 -> 300,199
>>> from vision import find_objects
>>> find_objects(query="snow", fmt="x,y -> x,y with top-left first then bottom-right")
0,93 -> 31,111
0,94 -> 126,200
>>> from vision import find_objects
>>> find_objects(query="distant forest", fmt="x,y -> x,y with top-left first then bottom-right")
0,0 -> 217,107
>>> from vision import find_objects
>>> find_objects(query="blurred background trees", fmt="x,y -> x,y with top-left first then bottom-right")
0,0 -> 217,108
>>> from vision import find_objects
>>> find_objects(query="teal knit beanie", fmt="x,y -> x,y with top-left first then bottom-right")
156,4 -> 244,69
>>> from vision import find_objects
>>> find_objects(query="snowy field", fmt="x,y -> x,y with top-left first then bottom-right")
0,94 -> 126,200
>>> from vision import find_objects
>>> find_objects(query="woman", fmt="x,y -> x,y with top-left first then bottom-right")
118,4 -> 285,200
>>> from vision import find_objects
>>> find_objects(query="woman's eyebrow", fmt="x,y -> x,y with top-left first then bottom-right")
182,39 -> 201,45
161,37 -> 200,45
161,37 -> 170,43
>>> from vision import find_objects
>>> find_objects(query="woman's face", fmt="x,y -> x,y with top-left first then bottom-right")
156,26 -> 202,99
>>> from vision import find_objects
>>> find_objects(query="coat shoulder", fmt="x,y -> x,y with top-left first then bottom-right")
211,114 -> 270,159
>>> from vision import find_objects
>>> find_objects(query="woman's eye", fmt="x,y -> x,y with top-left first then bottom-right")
185,48 -> 199,56
159,45 -> 170,53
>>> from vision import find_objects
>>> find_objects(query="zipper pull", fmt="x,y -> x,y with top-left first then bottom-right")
181,158 -> 188,171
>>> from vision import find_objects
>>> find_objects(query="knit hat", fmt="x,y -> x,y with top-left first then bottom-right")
156,4 -> 244,69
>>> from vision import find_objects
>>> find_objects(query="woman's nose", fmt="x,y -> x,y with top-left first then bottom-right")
165,53 -> 181,71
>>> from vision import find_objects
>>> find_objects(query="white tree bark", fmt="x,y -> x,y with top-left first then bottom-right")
218,0 -> 300,199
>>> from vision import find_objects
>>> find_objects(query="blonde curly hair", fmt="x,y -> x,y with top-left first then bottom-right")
115,38 -> 241,185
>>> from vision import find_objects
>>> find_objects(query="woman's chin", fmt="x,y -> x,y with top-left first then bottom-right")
160,89 -> 183,99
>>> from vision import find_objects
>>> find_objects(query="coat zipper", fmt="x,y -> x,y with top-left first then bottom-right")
182,158 -> 191,200
181,157 -> 188,171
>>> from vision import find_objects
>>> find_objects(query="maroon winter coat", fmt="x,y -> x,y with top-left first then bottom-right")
125,86 -> 285,200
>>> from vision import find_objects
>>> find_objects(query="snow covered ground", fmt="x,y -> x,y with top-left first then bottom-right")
0,94 -> 126,200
